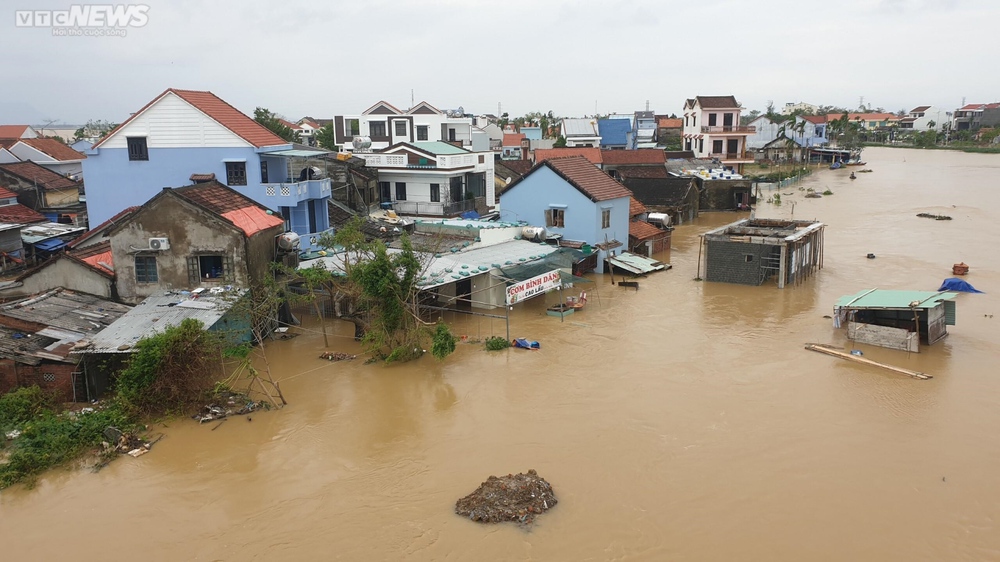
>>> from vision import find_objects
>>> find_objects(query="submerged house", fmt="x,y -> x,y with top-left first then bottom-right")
700,218 -> 825,288
834,289 -> 957,353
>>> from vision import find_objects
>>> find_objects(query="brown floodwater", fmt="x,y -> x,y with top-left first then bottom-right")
2,147 -> 1000,561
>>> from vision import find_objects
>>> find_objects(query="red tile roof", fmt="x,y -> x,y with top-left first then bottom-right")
0,161 -> 81,191
910,106 -> 931,113
0,139 -> 17,149
174,181 -> 284,236
0,200 -> 46,224
629,220 -> 667,241
541,156 -> 633,202
95,89 -> 288,149
503,133 -> 525,147
801,115 -> 827,124
279,118 -> 303,130
17,138 -> 86,161
601,149 -> 665,165
69,206 -> 140,247
68,240 -> 115,276
0,125 -> 31,138
534,147 -> 603,165
629,197 -> 647,217
658,118 -> 682,128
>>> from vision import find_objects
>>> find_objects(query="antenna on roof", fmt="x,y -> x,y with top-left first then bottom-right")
411,89 -> 414,111
645,100 -> 649,112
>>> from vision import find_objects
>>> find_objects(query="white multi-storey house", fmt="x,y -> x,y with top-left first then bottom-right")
333,101 -> 476,153
358,141 -> 496,216
899,106 -> 949,131
682,96 -> 755,170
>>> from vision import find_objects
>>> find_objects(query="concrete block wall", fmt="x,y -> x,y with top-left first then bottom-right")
705,240 -> 778,286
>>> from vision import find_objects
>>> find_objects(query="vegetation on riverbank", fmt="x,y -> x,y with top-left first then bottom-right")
0,319 -> 230,489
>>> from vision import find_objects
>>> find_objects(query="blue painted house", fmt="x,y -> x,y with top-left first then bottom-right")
499,156 -> 632,273
598,118 -> 632,150
83,88 -> 332,250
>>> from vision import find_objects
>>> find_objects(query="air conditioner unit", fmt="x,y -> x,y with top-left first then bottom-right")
148,237 -> 170,251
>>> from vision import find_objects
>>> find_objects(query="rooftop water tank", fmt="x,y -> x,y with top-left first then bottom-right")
647,213 -> 671,227
277,231 -> 300,251
521,226 -> 547,242
352,136 -> 372,151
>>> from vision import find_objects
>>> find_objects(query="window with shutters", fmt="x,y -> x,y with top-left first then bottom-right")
416,125 -> 428,141
430,183 -> 440,203
226,162 -> 247,186
127,137 -> 148,161
544,208 -> 565,228
187,254 -> 234,286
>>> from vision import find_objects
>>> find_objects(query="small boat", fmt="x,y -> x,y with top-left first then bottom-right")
845,160 -> 867,166
849,172 -> 857,180
830,162 -> 842,170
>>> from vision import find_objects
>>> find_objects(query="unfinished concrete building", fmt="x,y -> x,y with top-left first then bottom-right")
700,218 -> 825,288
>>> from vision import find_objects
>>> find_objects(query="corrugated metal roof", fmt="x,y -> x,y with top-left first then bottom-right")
561,118 -> 599,137
77,288 -> 245,354
298,240 -> 559,291
20,222 -> 86,244
835,289 -> 958,310
607,252 -> 667,274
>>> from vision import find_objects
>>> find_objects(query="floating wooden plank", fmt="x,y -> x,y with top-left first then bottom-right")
804,343 -> 932,380
618,281 -> 639,290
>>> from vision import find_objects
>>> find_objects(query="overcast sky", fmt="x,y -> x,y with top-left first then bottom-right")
2,0 -> 997,126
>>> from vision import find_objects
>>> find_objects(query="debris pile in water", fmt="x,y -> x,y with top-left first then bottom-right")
916,213 -> 952,220
320,351 -> 357,361
455,469 -> 557,525
194,389 -> 268,423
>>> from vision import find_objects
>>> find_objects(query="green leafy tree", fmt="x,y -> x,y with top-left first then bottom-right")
253,107 -> 300,143
73,119 -> 117,142
554,135 -> 567,148
315,122 -> 338,150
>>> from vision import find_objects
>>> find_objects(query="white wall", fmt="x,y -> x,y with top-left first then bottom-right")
99,92 -> 254,149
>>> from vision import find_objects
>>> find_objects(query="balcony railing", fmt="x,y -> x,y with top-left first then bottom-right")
261,178 -> 331,202
701,126 -> 755,134
707,152 -> 755,161
389,197 -> 483,217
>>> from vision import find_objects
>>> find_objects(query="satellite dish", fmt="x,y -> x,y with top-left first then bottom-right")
506,177 -> 512,183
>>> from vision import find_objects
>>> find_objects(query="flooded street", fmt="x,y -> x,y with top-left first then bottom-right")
3,147 -> 1000,561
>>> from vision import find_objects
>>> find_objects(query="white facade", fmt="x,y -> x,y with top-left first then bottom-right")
99,92 -> 253,149
681,96 -> 753,167
900,106 -> 949,131
560,118 -> 601,147
335,101 -> 475,153
781,102 -> 818,115
359,142 -> 496,213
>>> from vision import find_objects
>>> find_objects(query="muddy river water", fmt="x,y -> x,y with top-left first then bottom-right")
2,147 -> 1000,561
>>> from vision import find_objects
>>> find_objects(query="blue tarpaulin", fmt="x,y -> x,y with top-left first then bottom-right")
513,338 -> 540,350
33,238 -> 67,252
938,278 -> 983,293
460,210 -> 480,220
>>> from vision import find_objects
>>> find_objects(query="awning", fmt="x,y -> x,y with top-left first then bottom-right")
33,238 -> 68,251
608,252 -> 667,274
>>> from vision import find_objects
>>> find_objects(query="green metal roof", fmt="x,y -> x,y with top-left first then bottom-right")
412,141 -> 468,155
835,289 -> 958,310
